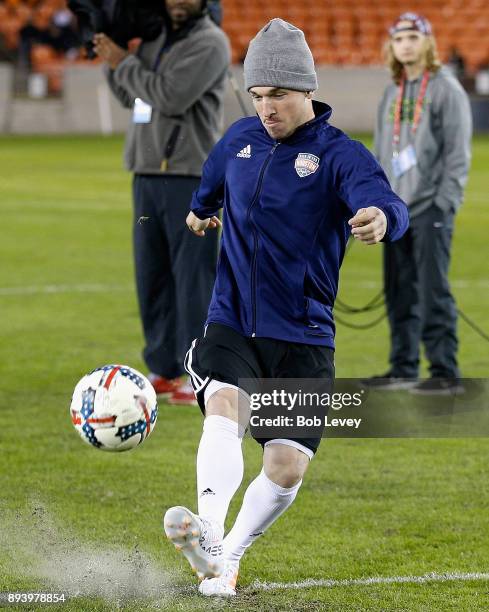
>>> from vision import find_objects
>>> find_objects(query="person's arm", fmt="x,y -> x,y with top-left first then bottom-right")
186,135 -> 227,235
104,66 -> 133,108
433,81 -> 472,212
335,141 -> 409,243
93,33 -> 133,108
111,34 -> 230,116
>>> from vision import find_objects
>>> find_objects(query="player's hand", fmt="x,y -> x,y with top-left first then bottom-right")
93,33 -> 128,69
186,211 -> 222,237
348,207 -> 387,245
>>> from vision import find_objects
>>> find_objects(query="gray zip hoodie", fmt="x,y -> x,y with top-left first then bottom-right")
374,66 -> 472,217
106,15 -> 230,176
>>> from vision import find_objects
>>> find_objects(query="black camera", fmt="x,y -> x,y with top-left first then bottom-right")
68,0 -> 221,59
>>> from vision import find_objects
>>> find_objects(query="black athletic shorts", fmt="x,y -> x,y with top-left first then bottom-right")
184,323 -> 335,455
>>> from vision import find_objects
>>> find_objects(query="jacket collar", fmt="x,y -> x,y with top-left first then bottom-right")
162,13 -> 205,47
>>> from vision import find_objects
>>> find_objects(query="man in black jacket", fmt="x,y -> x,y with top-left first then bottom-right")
94,0 -> 230,403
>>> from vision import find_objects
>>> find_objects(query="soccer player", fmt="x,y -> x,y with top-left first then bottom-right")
163,18 -> 409,596
364,13 -> 472,394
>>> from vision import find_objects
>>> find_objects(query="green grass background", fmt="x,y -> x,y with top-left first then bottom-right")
0,134 -> 488,611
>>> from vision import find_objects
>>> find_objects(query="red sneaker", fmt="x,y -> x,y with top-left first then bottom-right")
148,375 -> 181,397
168,380 -> 197,406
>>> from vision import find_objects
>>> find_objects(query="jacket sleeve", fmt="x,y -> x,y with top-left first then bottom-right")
432,80 -> 472,213
190,136 -> 226,219
110,34 -> 230,116
104,65 -> 133,109
335,141 -> 409,242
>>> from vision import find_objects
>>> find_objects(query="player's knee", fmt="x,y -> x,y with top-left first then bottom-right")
263,444 -> 310,488
205,387 -> 239,422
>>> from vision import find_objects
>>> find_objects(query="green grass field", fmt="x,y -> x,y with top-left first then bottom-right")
0,134 -> 488,611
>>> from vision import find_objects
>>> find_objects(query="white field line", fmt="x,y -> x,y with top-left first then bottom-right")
344,280 -> 489,290
250,571 -> 489,592
0,283 -> 132,296
1,280 -> 489,298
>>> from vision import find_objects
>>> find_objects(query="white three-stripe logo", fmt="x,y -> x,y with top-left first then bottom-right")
237,144 -> 252,158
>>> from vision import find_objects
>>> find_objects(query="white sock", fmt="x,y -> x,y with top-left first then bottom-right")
197,415 -> 244,533
223,469 -> 302,563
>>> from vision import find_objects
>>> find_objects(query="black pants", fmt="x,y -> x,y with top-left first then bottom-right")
383,204 -> 460,378
133,174 -> 217,379
185,323 -> 335,454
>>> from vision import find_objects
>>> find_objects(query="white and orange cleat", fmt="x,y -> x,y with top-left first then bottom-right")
199,561 -> 239,597
163,506 -> 223,581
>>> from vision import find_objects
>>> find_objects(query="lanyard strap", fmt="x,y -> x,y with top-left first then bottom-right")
393,70 -> 430,152
153,43 -> 169,71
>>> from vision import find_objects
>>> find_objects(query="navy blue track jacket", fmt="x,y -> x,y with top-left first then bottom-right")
191,101 -> 409,348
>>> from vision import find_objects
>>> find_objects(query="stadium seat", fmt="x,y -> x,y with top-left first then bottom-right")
221,0 -> 485,69
14,3 -> 32,23
3,0 -> 489,81
30,43 -> 57,64
30,43 -> 64,94
0,16 -> 23,49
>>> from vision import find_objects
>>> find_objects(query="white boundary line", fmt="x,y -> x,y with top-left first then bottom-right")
343,280 -> 489,290
250,571 -> 489,591
0,283 -> 132,296
1,280 -> 489,297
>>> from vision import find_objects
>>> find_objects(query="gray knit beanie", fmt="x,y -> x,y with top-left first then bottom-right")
244,18 -> 318,92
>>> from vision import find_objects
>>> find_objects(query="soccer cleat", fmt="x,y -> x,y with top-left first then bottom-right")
359,372 -> 418,391
199,561 -> 239,597
163,506 -> 224,581
168,379 -> 198,406
148,374 -> 181,397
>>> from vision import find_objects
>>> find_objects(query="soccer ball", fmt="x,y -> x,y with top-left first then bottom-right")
70,364 -> 158,452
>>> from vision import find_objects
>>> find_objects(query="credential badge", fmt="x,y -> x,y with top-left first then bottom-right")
294,153 -> 320,177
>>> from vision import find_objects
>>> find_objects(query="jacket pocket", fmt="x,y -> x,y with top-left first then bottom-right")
304,297 -> 331,337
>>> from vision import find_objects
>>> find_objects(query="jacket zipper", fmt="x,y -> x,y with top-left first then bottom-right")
160,125 -> 181,171
247,142 -> 279,337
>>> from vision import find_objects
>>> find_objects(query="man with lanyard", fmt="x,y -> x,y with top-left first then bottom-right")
365,13 -> 472,394
93,1 -> 230,404
162,18 -> 409,597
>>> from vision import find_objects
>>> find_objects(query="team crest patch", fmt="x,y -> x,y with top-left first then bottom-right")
294,153 -> 320,177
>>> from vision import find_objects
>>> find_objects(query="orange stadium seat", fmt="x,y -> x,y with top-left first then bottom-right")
309,17 -> 332,34
221,0 -> 489,73
0,4 -> 9,22
14,3 -> 32,22
30,43 -> 57,64
333,20 -> 356,37
2,0 -> 488,78
30,44 -> 64,94
306,5 -> 330,20
0,16 -> 23,49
